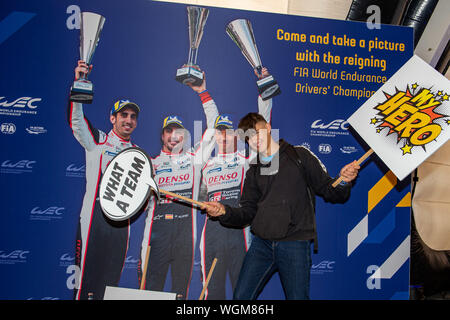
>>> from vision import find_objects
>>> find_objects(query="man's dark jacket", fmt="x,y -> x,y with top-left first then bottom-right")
219,139 -> 351,242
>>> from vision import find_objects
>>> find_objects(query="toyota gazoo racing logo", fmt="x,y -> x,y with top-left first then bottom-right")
370,84 -> 449,155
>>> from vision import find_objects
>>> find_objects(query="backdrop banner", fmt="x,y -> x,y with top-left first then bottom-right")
0,0 -> 413,300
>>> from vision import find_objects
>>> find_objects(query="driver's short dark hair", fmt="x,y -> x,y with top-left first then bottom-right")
238,112 -> 267,132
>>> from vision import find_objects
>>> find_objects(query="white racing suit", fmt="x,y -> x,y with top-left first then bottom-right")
68,101 -> 139,300
139,91 -> 217,298
199,96 -> 272,299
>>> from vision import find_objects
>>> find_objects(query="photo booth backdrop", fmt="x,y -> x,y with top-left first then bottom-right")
0,0 -> 413,299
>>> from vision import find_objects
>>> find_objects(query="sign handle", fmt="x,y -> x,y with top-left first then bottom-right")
159,188 -> 206,208
332,149 -> 374,188
199,258 -> 218,300
140,245 -> 151,290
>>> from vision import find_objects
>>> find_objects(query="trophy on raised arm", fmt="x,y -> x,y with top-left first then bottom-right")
175,6 -> 209,86
226,19 -> 281,100
70,12 -> 106,104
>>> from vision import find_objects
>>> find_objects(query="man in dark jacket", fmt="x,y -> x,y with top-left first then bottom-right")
204,112 -> 360,300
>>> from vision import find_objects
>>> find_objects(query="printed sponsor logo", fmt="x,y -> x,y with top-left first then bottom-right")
311,260 -> 335,275
340,146 -> 358,154
1,159 -> 36,174
30,206 -> 65,221
124,255 -> 139,269
227,163 -> 239,169
0,250 -> 30,265
207,167 -> 222,174
209,189 -> 240,201
211,191 -> 222,202
1,123 -> 16,134
66,163 -> 85,178
155,168 -> 172,175
300,142 -> 311,150
158,173 -> 190,185
207,172 -> 238,184
0,96 -> 41,116
25,126 -> 47,135
59,253 -> 75,267
310,119 -> 349,137
318,143 -> 332,154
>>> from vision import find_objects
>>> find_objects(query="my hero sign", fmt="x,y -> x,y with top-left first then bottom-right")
99,147 -> 159,221
348,55 -> 450,181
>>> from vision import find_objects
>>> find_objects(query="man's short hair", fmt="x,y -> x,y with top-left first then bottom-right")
237,112 -> 267,142
238,112 -> 267,132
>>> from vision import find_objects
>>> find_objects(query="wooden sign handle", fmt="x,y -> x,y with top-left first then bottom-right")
199,258 -> 218,300
332,149 -> 374,188
159,189 -> 205,207
140,245 -> 151,290
158,189 -> 226,214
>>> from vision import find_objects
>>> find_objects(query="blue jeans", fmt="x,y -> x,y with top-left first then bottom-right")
233,236 -> 312,300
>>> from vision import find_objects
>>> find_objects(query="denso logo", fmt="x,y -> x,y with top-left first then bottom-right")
158,173 -> 190,184
31,206 -> 65,216
311,119 -> 349,130
208,172 -> 238,184
0,96 -> 41,109
2,160 -> 36,169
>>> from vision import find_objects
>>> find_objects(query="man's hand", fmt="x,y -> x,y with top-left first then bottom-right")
202,201 -> 226,217
186,70 -> 207,93
254,66 -> 269,79
339,160 -> 360,183
75,60 -> 92,80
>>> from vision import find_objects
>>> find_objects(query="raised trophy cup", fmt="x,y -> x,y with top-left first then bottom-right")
226,19 -> 281,100
70,12 -> 106,104
175,6 -> 209,86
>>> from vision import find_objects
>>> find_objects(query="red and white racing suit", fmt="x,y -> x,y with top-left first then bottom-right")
68,101 -> 139,300
199,96 -> 272,299
139,91 -> 217,298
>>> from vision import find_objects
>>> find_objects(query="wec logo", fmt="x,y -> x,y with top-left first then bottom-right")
30,206 -> 65,221
31,207 -> 65,216
2,160 -> 36,169
0,250 -> 29,261
0,96 -> 41,109
311,119 -> 349,130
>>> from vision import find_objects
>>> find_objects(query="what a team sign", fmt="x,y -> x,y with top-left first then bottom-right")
348,55 -> 450,181
99,147 -> 159,221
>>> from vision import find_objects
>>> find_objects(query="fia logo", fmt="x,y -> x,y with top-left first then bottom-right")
1,123 -> 16,134
318,144 -> 332,154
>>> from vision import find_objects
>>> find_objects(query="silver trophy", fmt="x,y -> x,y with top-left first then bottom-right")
70,12 -> 106,104
175,6 -> 209,86
226,19 -> 280,100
